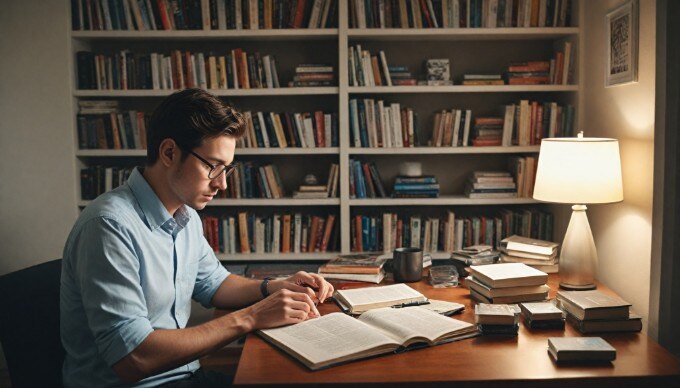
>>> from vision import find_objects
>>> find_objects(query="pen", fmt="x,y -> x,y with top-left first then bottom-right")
391,301 -> 431,308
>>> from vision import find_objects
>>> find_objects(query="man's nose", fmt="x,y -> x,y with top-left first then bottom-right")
211,172 -> 227,191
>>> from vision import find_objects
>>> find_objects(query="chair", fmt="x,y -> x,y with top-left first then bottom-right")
0,259 -> 64,388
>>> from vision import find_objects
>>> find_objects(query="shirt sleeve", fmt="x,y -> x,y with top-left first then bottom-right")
73,216 -> 154,367
192,221 -> 230,308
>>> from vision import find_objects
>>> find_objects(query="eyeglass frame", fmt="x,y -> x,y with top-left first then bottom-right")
188,150 -> 238,180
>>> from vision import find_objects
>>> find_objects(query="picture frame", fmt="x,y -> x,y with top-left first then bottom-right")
605,0 -> 639,87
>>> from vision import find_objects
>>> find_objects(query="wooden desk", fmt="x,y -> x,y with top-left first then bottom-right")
230,274 -> 680,386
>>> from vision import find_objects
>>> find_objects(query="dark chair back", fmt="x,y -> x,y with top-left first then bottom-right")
0,259 -> 64,388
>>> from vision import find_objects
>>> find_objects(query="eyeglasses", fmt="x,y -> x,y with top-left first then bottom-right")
189,150 -> 238,180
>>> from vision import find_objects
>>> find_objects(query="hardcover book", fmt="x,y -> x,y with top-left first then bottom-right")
468,263 -> 548,288
548,337 -> 616,362
259,307 -> 478,370
556,290 -> 631,321
334,283 -> 427,315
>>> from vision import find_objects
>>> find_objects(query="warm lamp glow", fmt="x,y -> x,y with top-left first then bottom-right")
533,137 -> 623,204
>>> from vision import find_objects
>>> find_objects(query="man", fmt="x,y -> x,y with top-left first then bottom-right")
60,88 -> 334,387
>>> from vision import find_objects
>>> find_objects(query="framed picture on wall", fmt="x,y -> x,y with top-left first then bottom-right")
605,0 -> 639,87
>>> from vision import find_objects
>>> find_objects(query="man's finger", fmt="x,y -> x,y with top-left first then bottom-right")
286,283 -> 319,303
307,273 -> 330,302
288,291 -> 320,316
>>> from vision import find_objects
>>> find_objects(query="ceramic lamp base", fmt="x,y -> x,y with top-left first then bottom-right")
559,204 -> 598,290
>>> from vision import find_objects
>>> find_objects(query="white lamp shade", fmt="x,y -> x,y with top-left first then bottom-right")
533,137 -> 623,204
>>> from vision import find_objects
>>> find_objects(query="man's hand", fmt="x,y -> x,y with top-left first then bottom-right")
269,271 -> 335,305
244,289 -> 319,330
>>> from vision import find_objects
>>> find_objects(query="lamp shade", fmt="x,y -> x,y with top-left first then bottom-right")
533,136 -> 623,204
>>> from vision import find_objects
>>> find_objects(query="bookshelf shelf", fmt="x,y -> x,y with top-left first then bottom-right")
71,29 -> 339,41
348,85 -> 579,94
74,88 -> 339,98
348,146 -> 540,155
348,197 -> 542,206
216,252 -> 339,262
347,27 -> 579,41
76,149 -> 147,157
207,198 -> 340,206
79,198 -> 341,208
76,148 -> 339,157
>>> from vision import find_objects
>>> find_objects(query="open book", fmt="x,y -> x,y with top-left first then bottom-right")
259,307 -> 478,370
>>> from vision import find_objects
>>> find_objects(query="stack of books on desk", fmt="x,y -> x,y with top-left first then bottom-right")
464,171 -> 517,199
318,253 -> 387,284
556,290 -> 642,334
520,302 -> 565,329
475,303 -> 521,335
466,263 -> 549,304
500,235 -> 560,273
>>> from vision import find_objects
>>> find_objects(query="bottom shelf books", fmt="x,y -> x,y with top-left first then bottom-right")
351,209 -> 553,253
258,307 -> 477,370
202,212 -> 338,254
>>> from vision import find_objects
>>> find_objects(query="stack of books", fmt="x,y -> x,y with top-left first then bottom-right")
389,65 -> 417,86
317,254 -> 387,284
450,245 -> 500,276
499,235 -> 559,273
392,175 -> 440,198
289,64 -> 334,87
462,74 -> 504,86
464,171 -> 517,199
506,61 -> 550,85
556,290 -> 642,334
471,117 -> 504,146
548,337 -> 617,363
466,263 -> 549,304
475,303 -> 521,335
292,184 -> 329,199
520,302 -> 565,329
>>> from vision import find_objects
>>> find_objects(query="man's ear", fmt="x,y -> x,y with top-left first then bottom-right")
158,139 -> 177,167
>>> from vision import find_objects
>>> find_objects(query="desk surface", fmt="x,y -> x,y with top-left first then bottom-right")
232,273 -> 680,386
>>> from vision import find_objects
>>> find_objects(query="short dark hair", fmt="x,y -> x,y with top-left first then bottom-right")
146,88 -> 246,165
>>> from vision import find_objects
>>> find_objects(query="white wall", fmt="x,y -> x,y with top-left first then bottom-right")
582,0 -> 656,329
0,0 -> 77,276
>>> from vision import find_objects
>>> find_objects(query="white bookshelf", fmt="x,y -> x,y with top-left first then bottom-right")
71,0 -> 582,261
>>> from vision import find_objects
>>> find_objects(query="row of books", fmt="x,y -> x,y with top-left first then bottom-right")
349,46 -> 415,87
508,155 -> 537,198
349,0 -> 572,29
71,0 -> 338,31
201,212 -> 339,254
77,49 -> 284,90
77,110 -> 149,150
350,209 -> 553,253
506,45 -> 573,85
349,99 -> 420,148
429,109 -> 472,147
505,100 -> 575,146
349,159 -> 388,199
80,166 -> 134,200
220,162 -> 286,199
237,110 -> 338,149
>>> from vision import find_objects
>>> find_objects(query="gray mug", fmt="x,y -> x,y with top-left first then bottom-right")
393,247 -> 430,283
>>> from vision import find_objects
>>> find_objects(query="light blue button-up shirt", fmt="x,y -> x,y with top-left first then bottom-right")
60,167 -> 230,387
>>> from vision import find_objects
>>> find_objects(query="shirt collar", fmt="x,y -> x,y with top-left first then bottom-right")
127,167 -> 191,232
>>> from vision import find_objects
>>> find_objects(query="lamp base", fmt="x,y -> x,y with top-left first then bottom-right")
559,204 -> 598,290
559,282 -> 596,290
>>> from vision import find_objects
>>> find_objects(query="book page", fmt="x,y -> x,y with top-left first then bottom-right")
336,283 -> 425,308
259,313 -> 399,367
358,307 -> 474,344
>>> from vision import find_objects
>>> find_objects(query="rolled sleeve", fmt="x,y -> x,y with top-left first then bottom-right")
74,217 -> 154,366
192,235 -> 230,308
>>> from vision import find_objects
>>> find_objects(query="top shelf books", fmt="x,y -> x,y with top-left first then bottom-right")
71,0 -> 338,31
350,0 -> 572,29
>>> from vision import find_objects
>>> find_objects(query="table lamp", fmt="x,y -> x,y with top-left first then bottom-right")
533,132 -> 623,290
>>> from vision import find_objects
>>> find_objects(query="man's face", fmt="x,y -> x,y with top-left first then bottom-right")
169,135 -> 236,210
